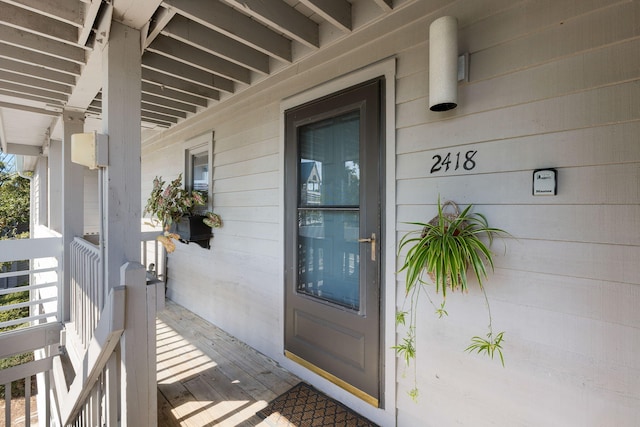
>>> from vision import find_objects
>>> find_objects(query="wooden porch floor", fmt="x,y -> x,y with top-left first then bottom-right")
157,300 -> 300,426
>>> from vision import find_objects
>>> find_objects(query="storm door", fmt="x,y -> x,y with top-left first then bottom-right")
284,78 -> 383,406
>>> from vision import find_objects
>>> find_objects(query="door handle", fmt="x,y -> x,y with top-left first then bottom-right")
358,233 -> 376,261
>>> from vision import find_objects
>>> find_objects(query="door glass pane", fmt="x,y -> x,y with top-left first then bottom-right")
297,109 -> 361,309
298,210 -> 360,309
299,111 -> 360,207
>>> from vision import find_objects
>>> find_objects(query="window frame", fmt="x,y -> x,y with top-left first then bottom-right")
184,131 -> 214,212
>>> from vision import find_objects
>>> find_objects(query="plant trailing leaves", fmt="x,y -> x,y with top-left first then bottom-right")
395,197 -> 510,398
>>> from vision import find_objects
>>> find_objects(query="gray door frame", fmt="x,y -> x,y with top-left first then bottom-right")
284,77 -> 384,406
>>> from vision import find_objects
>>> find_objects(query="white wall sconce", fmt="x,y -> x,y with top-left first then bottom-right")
429,16 -> 464,112
71,131 -> 108,169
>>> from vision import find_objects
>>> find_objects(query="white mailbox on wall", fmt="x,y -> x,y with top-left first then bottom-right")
533,169 -> 557,196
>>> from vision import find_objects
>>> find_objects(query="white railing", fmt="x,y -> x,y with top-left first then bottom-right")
68,233 -> 165,351
0,237 -> 62,330
0,231 -> 63,427
0,329 -> 59,427
66,351 -> 118,427
60,234 -> 163,426
141,231 -> 166,282
0,230 -> 163,427
1,348 -> 54,427
59,261 -> 160,426
69,237 -> 103,350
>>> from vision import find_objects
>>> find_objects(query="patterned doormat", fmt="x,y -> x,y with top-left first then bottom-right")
257,382 -> 379,427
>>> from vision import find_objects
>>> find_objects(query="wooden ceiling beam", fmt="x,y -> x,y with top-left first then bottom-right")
5,142 -> 42,156
148,35 -> 251,84
144,6 -> 176,49
298,0 -> 352,32
78,0 -> 102,46
65,3 -> 110,111
140,109 -> 178,124
0,44 -> 81,76
0,24 -> 86,64
141,81 -> 207,107
372,0 -> 393,12
0,70 -> 71,94
142,52 -> 234,94
92,95 -> 189,119
141,68 -> 220,101
141,92 -> 197,114
162,15 -> 269,75
0,81 -> 67,102
0,57 -> 76,86
141,101 -> 186,119
163,0 -> 292,62
1,0 -> 84,27
0,88 -> 64,107
0,2 -> 79,44
224,0 -> 319,48
140,117 -> 171,129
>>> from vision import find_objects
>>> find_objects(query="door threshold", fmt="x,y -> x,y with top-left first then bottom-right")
285,350 -> 379,408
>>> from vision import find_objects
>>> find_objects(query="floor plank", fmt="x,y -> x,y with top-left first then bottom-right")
157,300 -> 300,426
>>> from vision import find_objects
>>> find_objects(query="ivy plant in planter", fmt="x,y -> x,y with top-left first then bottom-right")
144,174 -> 222,253
395,199 -> 509,399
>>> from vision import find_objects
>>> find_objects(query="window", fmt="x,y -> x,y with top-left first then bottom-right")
184,132 -> 214,213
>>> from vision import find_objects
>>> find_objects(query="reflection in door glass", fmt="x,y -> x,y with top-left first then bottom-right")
297,110 -> 361,309
299,111 -> 359,206
298,210 -> 360,309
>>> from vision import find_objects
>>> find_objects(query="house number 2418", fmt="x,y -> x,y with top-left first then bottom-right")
430,150 -> 477,174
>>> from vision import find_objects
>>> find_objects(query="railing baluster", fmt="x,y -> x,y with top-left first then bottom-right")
4,382 -> 10,427
25,375 -> 31,427
44,368 -> 51,427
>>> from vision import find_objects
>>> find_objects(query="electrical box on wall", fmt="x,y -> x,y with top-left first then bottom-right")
533,169 -> 557,196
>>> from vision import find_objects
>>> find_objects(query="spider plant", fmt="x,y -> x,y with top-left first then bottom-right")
395,199 -> 509,399
399,200 -> 505,297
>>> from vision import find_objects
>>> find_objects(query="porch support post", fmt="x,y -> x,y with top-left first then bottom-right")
102,21 -> 155,426
48,140 -> 62,233
34,157 -> 48,228
119,262 -> 157,426
102,21 -> 142,287
61,109 -> 85,322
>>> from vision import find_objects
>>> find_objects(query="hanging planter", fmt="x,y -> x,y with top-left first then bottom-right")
395,198 -> 509,400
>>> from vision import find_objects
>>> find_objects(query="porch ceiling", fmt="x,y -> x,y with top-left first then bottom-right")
0,0 -> 401,161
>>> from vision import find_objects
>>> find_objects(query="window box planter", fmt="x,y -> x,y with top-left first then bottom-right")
170,215 -> 212,249
144,175 -> 222,253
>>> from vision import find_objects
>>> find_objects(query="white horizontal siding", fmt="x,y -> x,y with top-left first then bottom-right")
141,0 -> 640,425
398,81 -> 640,154
394,1 -> 640,426
468,1 -> 638,82
397,164 -> 640,205
399,204 -> 640,245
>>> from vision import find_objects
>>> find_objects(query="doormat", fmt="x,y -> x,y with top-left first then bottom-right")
257,382 -> 379,427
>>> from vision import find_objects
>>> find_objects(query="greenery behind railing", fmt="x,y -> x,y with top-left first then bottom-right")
0,282 -> 35,399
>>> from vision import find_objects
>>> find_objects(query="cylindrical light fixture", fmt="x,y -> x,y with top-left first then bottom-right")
429,16 -> 458,111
